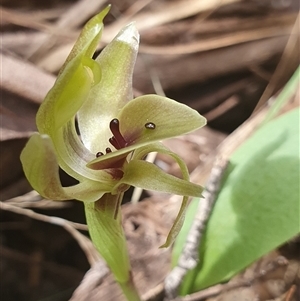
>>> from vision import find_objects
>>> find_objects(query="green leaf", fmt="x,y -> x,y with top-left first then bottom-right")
175,108 -> 300,294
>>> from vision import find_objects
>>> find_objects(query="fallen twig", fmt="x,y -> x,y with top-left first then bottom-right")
69,260 -> 110,301
0,52 -> 55,104
164,157 -> 229,300
0,201 -> 98,265
172,256 -> 288,301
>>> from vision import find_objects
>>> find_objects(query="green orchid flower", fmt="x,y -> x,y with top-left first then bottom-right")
20,7 -> 206,300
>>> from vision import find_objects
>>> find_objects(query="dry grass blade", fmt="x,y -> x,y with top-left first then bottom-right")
109,0 -> 156,26
28,0 -> 107,61
52,0 -> 107,29
4,192 -> 88,231
0,201 -> 99,265
172,256 -> 289,301
2,32 -> 55,58
102,0 -> 240,42
190,105 -> 269,187
0,7 -> 68,36
134,35 -> 288,94
139,25 -> 292,55
37,0 -> 240,72
70,260 -> 110,301
164,158 -> 229,300
204,96 -> 239,121
0,52 -> 55,104
253,12 -> 300,112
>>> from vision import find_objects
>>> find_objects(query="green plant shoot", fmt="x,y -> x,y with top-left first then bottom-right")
20,6 -> 206,300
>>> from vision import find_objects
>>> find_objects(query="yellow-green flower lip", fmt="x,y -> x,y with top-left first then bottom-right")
87,94 -> 206,170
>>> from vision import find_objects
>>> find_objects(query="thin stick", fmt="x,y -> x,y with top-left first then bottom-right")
174,256 -> 288,301
70,260 -> 110,301
164,157 -> 229,300
0,201 -> 99,265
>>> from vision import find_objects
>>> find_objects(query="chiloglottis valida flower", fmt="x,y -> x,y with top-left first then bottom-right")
20,6 -> 206,285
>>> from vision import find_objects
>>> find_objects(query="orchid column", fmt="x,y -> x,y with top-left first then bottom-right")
20,6 -> 206,300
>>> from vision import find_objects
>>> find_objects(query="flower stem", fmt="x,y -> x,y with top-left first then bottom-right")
119,273 -> 141,301
84,194 -> 141,301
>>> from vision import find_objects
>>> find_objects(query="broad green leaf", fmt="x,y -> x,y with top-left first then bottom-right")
174,107 -> 300,294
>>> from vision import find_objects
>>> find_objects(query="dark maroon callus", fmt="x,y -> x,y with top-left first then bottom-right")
96,152 -> 104,157
109,118 -> 127,149
145,122 -> 156,129
106,168 -> 124,180
95,118 -> 156,159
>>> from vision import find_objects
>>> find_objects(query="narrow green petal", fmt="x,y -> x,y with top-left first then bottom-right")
20,133 -> 113,202
54,120 -> 115,182
114,160 -> 203,197
132,142 -> 191,178
160,196 -> 189,248
118,95 -> 206,145
78,23 -> 140,153
60,6 -> 110,73
115,159 -> 202,247
37,57 -> 101,134
36,7 -> 108,133
64,181 -> 111,203
125,142 -> 204,247
20,133 -> 71,200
